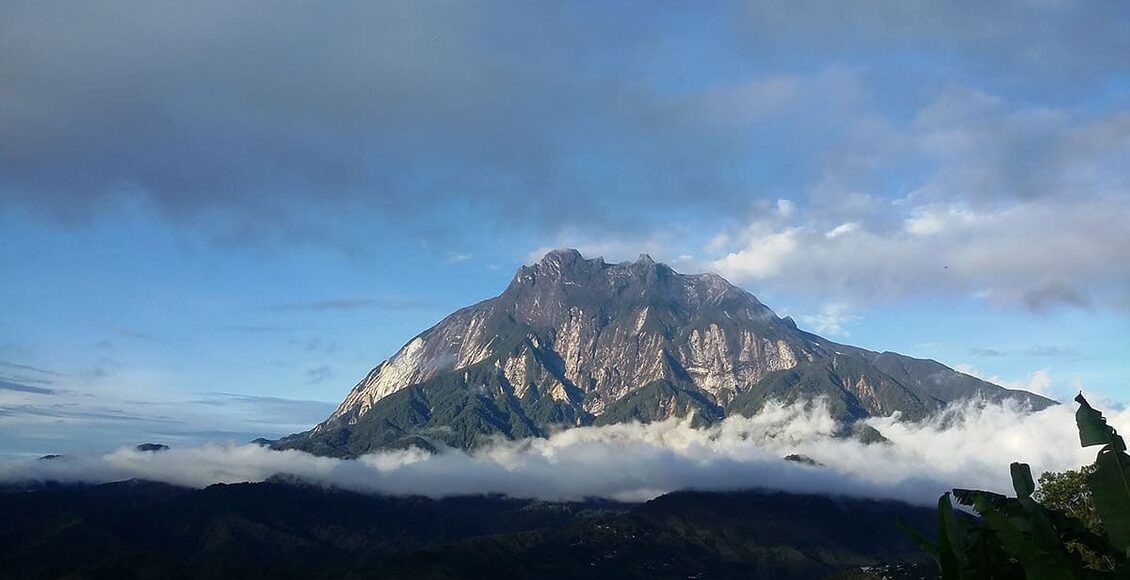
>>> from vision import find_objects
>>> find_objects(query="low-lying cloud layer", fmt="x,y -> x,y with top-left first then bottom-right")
2,399 -> 1121,505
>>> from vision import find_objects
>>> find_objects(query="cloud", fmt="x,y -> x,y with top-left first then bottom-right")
526,235 -> 673,265
798,303 -> 860,337
264,298 -> 436,312
956,365 -> 1056,398
710,229 -> 798,280
305,366 -> 334,385
0,399 -> 1119,505
0,379 -> 56,396
90,325 -> 162,342
287,337 -> 338,354
824,222 -> 859,239
969,345 -> 1076,358
0,362 -> 64,377
0,387 -> 335,456
1024,345 -> 1077,358
709,196 -> 1130,311
733,2 -> 1130,87
700,76 -> 1130,312
3,2 -> 1123,254
218,324 -> 303,334
0,2 -> 767,246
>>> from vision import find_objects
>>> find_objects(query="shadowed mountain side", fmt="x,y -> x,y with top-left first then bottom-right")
276,250 -> 1055,457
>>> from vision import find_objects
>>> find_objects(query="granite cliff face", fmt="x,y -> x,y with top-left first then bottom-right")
276,249 -> 1054,457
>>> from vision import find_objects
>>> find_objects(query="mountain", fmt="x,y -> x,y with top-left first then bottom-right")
0,480 -> 941,579
276,249 -> 1053,457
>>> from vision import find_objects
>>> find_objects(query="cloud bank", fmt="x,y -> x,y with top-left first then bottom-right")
2,399 -> 1121,505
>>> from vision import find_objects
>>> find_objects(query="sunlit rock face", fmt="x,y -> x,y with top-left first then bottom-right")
281,249 -> 1054,457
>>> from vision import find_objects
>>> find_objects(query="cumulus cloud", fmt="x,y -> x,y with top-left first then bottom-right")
710,196 -> 1130,310
1,400 -> 1120,505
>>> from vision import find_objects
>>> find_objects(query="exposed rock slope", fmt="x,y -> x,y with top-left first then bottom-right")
277,249 -> 1053,457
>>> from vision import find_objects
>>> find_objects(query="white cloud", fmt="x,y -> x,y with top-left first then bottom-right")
824,222 -> 859,239
903,204 -> 985,237
956,365 -> 1056,397
709,197 -> 1130,310
798,303 -> 860,337
706,232 -> 731,253
711,229 -> 798,280
1,399 -> 1119,505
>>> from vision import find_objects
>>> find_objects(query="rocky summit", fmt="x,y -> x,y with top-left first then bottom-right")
276,249 -> 1054,457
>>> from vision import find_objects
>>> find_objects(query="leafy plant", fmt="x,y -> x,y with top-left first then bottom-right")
1036,465 -> 1112,570
902,394 -> 1130,579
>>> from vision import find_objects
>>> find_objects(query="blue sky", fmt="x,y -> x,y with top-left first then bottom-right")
1,1 -> 1128,456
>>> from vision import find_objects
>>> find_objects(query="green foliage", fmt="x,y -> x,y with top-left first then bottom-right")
1037,466 -> 1100,533
904,394 -> 1130,579
1036,465 -> 1114,571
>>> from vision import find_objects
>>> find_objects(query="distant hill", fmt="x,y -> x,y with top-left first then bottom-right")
0,480 -> 940,579
278,249 -> 1053,457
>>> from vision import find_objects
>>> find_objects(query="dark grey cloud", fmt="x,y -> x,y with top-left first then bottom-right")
1022,282 -> 1093,312
5,2 -> 1123,250
0,379 -> 56,396
0,1 -> 754,245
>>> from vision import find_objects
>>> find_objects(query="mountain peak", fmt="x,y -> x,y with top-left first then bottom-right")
539,248 -> 585,265
277,247 -> 1056,457
538,248 -> 614,268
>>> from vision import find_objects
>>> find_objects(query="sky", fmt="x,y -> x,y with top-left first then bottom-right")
1,1 -> 1128,457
